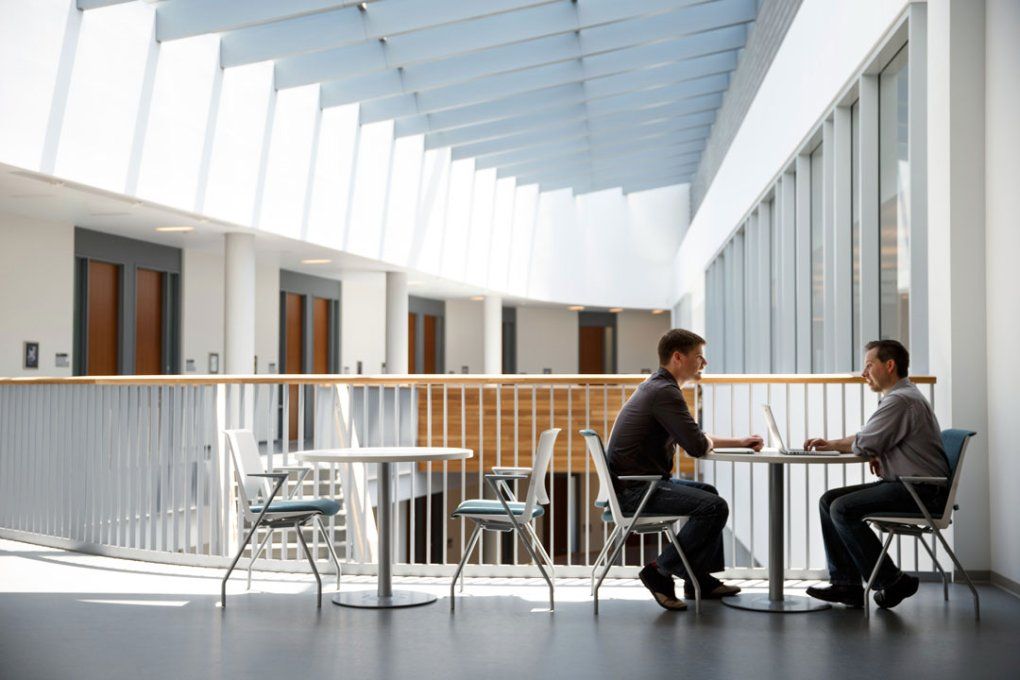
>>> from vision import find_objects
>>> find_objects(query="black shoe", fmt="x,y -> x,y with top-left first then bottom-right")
806,583 -> 864,608
639,564 -> 687,611
874,574 -> 919,609
684,578 -> 742,599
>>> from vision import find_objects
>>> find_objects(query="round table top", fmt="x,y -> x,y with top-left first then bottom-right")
704,449 -> 866,465
297,447 -> 473,464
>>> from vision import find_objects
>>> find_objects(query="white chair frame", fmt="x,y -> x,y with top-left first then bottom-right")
581,429 -> 701,614
863,431 -> 980,620
221,429 -> 342,608
449,428 -> 560,611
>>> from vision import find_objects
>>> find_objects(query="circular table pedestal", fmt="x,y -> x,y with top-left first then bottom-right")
722,594 -> 830,613
333,590 -> 437,609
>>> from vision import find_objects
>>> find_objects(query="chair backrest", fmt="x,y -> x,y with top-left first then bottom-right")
520,428 -> 560,519
223,429 -> 268,509
938,429 -> 977,526
580,429 -> 625,525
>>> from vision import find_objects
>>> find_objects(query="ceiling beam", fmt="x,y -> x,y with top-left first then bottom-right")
156,1 -> 359,43
335,24 -> 746,117
496,142 -> 707,180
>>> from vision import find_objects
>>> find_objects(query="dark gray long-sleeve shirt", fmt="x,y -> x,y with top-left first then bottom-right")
853,378 -> 948,481
607,368 -> 710,491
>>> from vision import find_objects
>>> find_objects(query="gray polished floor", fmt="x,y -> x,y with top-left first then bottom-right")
1,539 -> 1018,680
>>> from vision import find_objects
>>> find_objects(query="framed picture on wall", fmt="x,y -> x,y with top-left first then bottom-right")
208,352 -> 219,374
24,342 -> 39,369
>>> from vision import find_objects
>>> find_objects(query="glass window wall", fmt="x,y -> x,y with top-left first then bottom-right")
879,47 -> 910,346
810,145 -> 824,372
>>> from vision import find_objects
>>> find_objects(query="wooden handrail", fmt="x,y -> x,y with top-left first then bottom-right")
0,373 -> 936,386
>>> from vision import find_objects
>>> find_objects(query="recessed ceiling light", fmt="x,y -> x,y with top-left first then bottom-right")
608,307 -> 623,313
651,309 -> 666,315
155,226 -> 194,232
568,305 -> 585,311
301,258 -> 331,265
470,295 -> 484,301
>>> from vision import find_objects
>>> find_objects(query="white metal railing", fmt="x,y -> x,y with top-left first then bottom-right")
0,374 -> 944,580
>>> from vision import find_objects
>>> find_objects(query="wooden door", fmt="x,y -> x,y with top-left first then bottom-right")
408,312 -> 417,373
312,297 -> 330,374
135,268 -> 164,375
579,326 -> 605,374
284,293 -> 304,437
87,261 -> 120,376
423,314 -> 438,374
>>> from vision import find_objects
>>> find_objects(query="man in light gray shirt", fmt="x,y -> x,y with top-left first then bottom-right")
801,340 -> 948,610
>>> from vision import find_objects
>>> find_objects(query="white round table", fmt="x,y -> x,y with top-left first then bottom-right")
297,446 -> 472,609
703,449 -> 866,613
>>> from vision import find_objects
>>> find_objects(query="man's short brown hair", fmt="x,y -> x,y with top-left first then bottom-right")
658,328 -> 706,365
865,339 -> 909,378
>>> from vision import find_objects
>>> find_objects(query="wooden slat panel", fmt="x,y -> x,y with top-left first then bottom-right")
415,384 -> 698,477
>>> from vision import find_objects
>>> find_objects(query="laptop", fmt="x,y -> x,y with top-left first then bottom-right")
761,404 -> 831,456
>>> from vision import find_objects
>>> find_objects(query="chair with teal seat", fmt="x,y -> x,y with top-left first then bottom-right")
449,428 -> 560,611
581,429 -> 701,614
863,429 -> 980,619
221,429 -> 343,608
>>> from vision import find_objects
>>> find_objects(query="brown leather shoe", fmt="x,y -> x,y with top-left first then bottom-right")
685,582 -> 742,599
639,564 -> 688,611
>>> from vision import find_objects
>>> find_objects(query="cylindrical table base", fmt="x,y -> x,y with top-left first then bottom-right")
722,594 -> 830,612
333,591 -> 437,609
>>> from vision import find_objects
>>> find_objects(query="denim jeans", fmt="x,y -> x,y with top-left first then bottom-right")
819,481 -> 947,589
618,478 -> 728,585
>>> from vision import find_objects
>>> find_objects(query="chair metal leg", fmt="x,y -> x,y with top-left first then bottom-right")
513,523 -> 554,612
931,526 -> 981,620
664,528 -> 700,614
221,518 -> 264,608
450,524 -> 483,611
917,535 -> 949,601
315,517 -> 343,590
594,526 -> 633,615
590,527 -> 620,596
295,521 -> 322,608
524,523 -> 555,572
864,531 -> 896,619
247,529 -> 274,591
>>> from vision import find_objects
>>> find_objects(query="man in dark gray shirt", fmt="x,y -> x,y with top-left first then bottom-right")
607,329 -> 763,611
803,339 -> 948,610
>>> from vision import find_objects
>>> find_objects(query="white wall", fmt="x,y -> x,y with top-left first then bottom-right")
254,254 -> 279,373
673,0 -> 908,315
616,312 -> 670,374
0,214 -> 74,376
444,299 -> 484,374
181,247 -> 223,373
0,0 -> 687,311
515,307 -> 578,374
340,271 -> 386,374
984,0 -> 1020,586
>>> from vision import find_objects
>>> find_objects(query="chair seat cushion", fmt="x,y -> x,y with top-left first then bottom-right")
452,499 -> 544,519
250,499 -> 341,516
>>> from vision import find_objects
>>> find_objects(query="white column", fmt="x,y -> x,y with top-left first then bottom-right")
224,233 -> 255,375
985,0 -> 1020,586
385,271 -> 408,374
483,295 -> 502,374
832,105 -> 854,371
928,0 -> 989,572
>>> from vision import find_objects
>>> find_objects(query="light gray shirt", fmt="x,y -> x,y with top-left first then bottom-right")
853,378 -> 948,481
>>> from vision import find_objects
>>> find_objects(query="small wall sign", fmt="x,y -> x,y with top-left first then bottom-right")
208,352 -> 219,374
24,342 -> 39,369
55,353 -> 69,368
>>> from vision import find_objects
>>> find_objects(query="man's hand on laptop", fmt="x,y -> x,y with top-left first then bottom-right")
803,436 -> 854,453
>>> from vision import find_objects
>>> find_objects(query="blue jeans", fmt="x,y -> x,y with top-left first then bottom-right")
819,481 -> 946,589
618,478 -> 728,585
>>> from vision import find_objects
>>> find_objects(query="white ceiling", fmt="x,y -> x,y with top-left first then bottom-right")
78,0 -> 758,195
